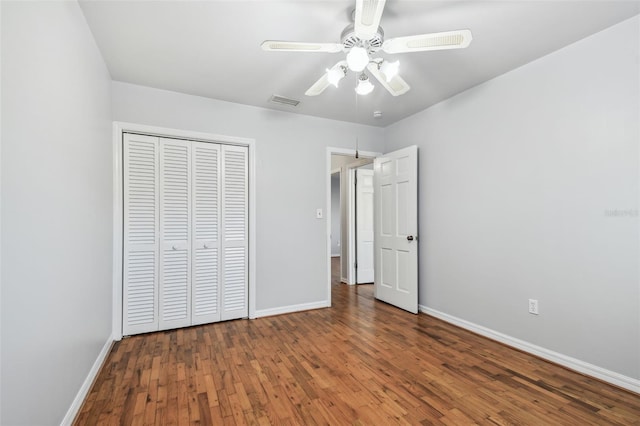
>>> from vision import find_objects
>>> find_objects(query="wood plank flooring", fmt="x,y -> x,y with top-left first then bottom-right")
75,258 -> 640,425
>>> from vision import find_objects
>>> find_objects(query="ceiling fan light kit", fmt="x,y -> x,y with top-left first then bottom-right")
262,0 -> 472,97
355,73 -> 375,95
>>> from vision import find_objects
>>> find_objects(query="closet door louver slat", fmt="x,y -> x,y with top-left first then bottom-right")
123,134 -> 160,335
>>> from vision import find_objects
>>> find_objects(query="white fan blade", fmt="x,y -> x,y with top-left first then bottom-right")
367,62 -> 410,96
305,61 -> 348,96
382,29 -> 473,54
305,73 -> 330,96
261,41 -> 343,53
354,0 -> 386,40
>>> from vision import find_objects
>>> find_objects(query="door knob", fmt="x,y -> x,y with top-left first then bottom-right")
172,245 -> 177,250
203,244 -> 209,249
407,235 -> 414,241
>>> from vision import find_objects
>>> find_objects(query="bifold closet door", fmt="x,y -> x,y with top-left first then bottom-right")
123,134 -> 160,335
191,142 -> 222,325
221,145 -> 248,321
123,135 -> 248,335
158,138 -> 192,330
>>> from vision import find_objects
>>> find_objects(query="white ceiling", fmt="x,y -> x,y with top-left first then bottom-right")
79,1 -> 640,127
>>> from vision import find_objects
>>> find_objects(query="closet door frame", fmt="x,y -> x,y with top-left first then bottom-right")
113,122 -> 256,340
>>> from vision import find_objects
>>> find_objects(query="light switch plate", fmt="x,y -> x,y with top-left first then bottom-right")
316,208 -> 323,219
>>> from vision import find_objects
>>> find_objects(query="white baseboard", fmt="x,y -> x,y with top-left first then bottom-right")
255,300 -> 329,318
60,334 -> 114,426
420,305 -> 640,395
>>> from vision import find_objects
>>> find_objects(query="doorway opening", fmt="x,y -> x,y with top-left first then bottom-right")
327,145 -> 419,314
326,148 -> 379,305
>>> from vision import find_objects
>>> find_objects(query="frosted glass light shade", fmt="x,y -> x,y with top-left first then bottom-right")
355,74 -> 374,95
327,66 -> 346,87
346,46 -> 370,72
380,60 -> 399,82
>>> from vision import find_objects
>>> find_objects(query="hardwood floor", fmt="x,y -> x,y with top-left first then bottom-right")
75,258 -> 640,425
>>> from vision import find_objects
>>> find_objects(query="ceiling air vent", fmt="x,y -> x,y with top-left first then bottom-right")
270,95 -> 300,107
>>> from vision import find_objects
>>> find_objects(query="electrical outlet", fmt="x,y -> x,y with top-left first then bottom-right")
528,299 -> 539,315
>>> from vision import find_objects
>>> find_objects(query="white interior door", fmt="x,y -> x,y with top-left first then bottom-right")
374,145 -> 418,313
356,169 -> 374,283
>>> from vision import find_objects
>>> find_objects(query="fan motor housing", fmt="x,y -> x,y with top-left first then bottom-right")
341,23 -> 384,52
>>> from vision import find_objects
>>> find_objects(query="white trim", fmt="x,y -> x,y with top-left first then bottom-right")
113,122 -> 257,336
254,301 -> 329,318
112,123 -> 123,340
325,148 -> 334,302
346,168 -> 356,285
248,134 -> 257,320
0,3 -> 3,419
113,122 -> 253,146
420,305 -> 640,394
60,335 -> 114,426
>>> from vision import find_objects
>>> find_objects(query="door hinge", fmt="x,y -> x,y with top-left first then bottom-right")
354,262 -> 358,269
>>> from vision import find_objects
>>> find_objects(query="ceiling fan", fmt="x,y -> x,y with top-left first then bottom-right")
261,0 -> 472,97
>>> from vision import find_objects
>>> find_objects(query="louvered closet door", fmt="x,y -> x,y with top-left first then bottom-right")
221,145 -> 248,321
159,138 -> 192,330
191,142 -> 222,325
123,134 -> 160,335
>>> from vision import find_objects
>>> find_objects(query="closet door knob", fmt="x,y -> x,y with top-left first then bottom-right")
172,245 -> 177,250
203,244 -> 209,249
406,235 -> 414,241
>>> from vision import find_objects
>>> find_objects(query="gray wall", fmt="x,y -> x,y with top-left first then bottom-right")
1,1 -> 113,424
331,173 -> 341,256
111,81 -> 386,312
384,15 -> 640,379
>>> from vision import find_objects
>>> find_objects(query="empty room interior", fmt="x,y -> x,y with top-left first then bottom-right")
2,0 -> 640,424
